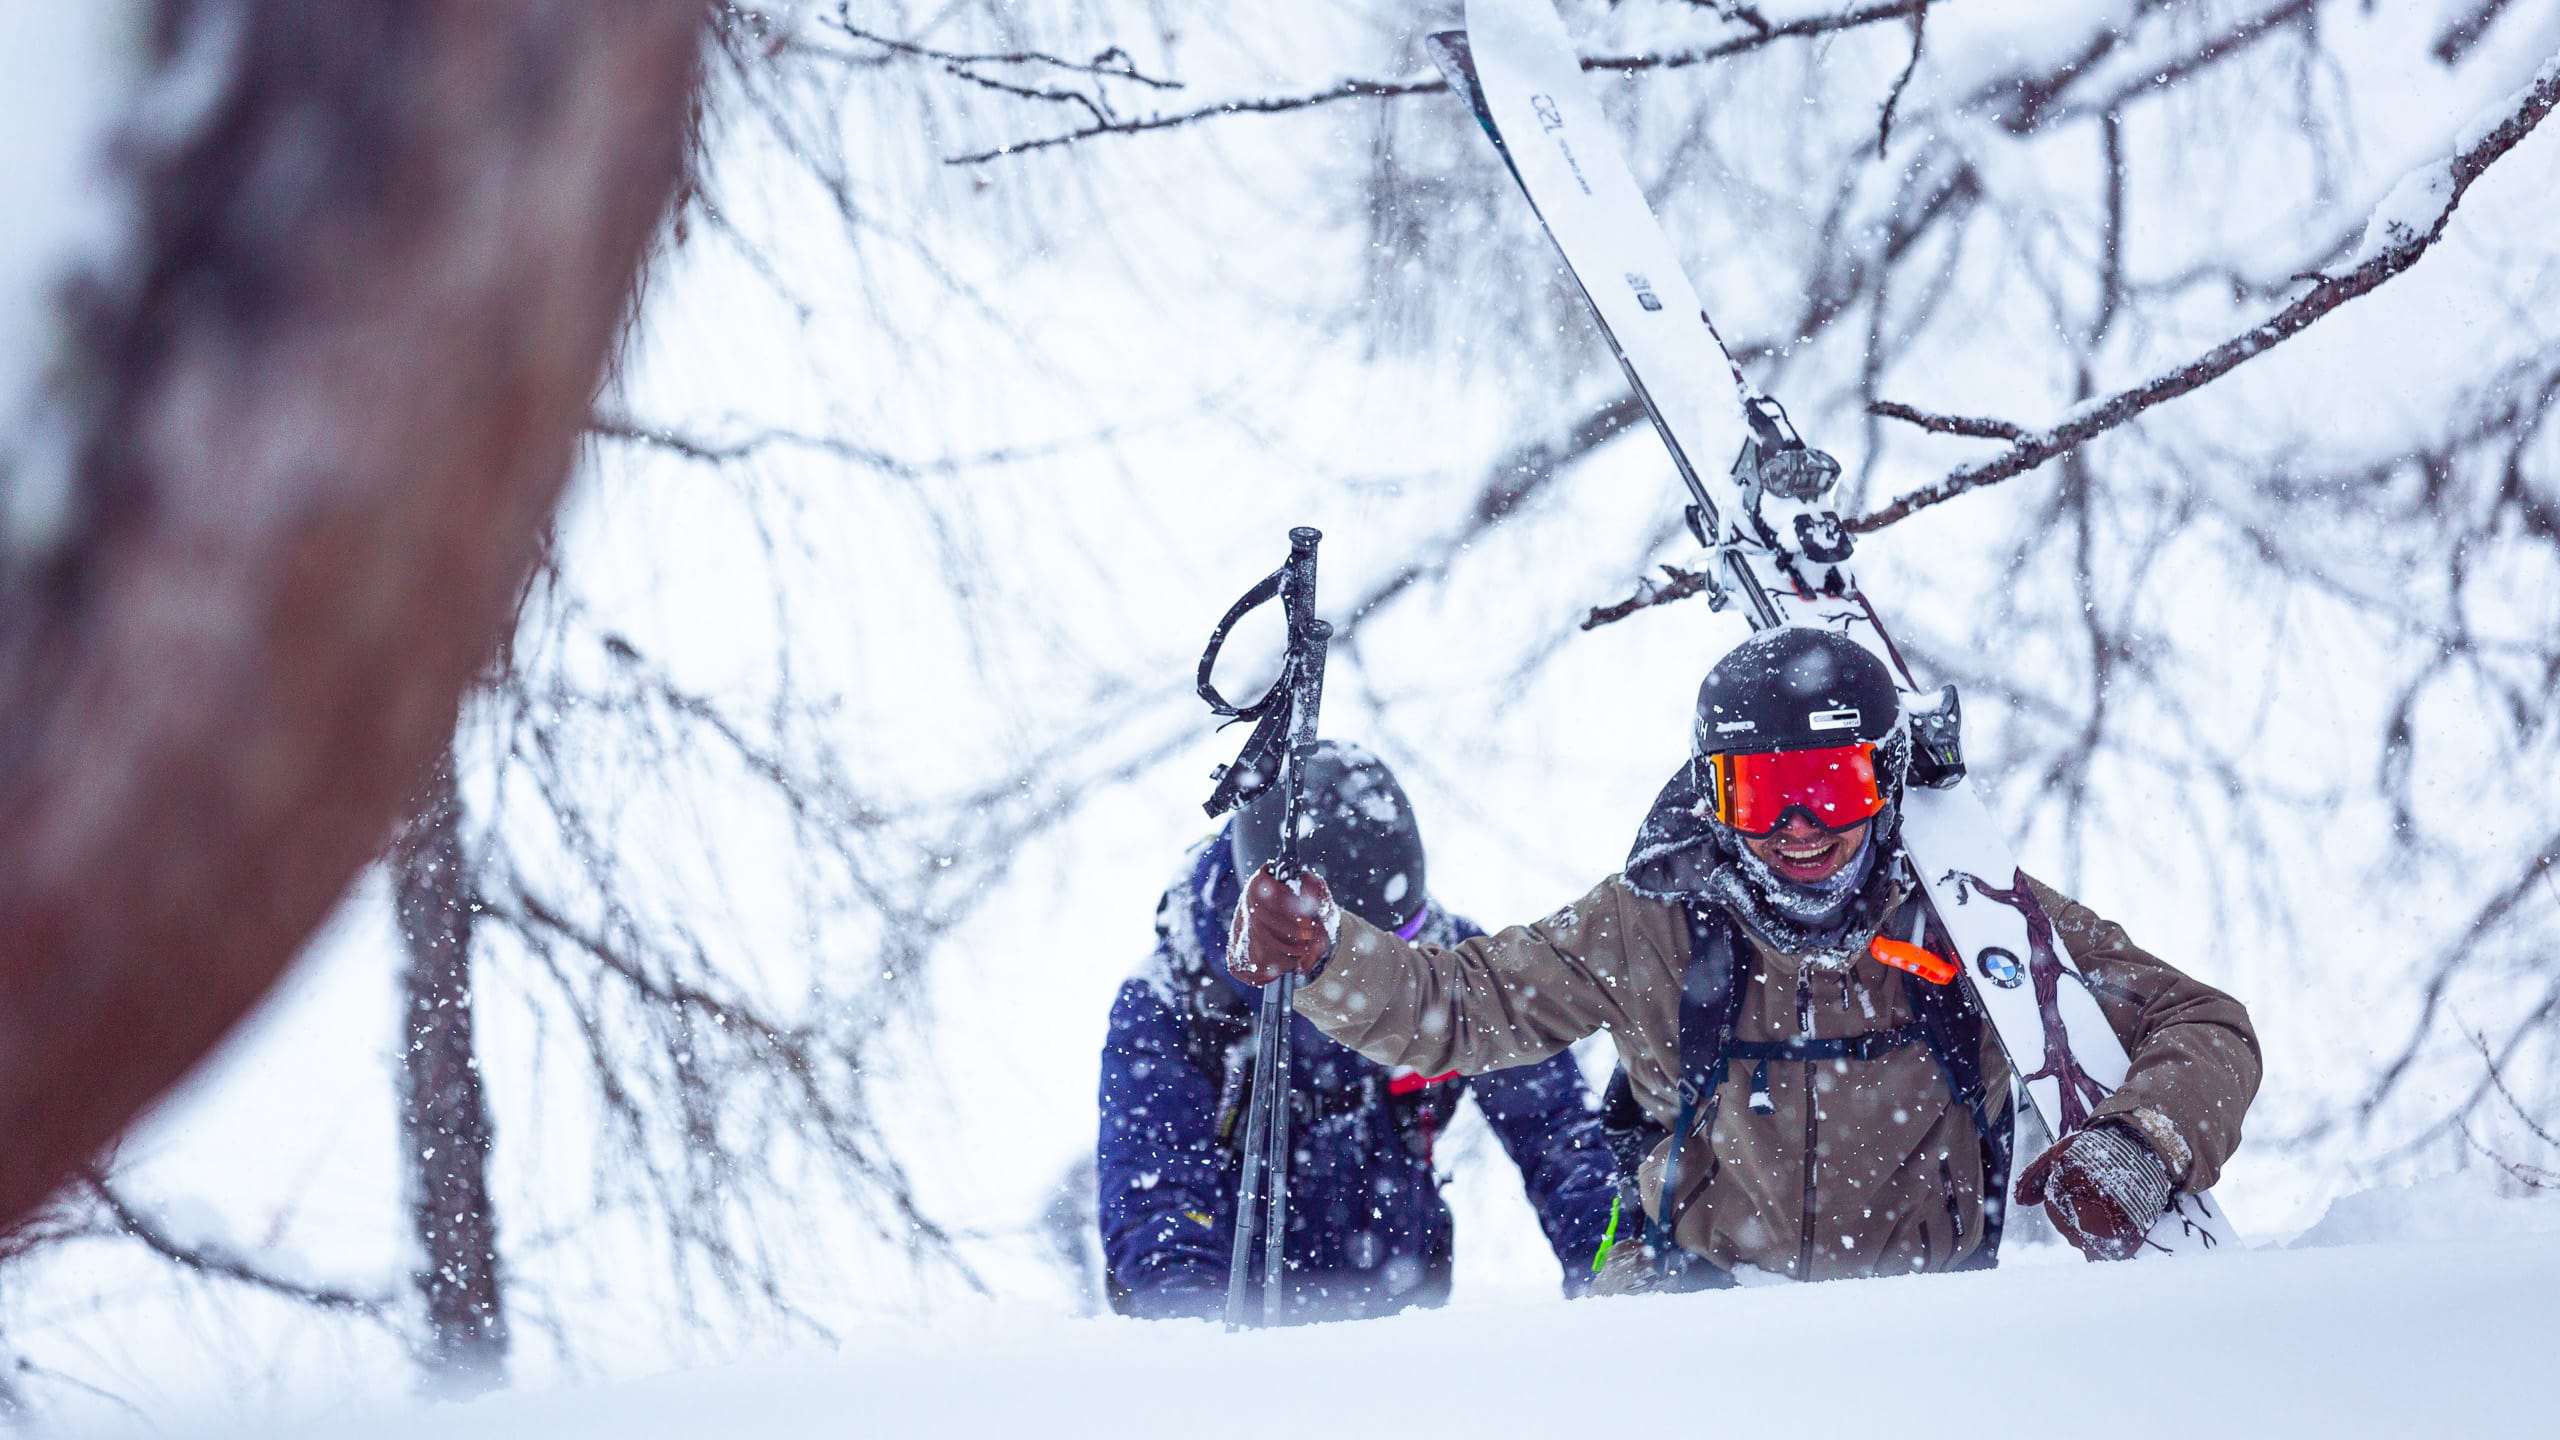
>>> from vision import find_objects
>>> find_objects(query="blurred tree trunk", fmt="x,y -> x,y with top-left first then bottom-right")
390,752 -> 507,1396
0,0 -> 709,1226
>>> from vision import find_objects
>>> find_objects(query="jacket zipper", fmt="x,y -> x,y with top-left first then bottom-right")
1797,967 -> 1818,1279
1941,1154 -> 1965,1243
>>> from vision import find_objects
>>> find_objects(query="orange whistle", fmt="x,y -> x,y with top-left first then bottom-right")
1869,935 -> 1958,986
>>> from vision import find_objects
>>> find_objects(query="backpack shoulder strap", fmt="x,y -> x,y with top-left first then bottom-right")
1675,903 -> 1747,1114
1649,903 -> 1748,1267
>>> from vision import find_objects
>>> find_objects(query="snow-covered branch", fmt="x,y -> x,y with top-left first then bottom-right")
1578,563 -> 1723,630
1854,56 -> 2560,534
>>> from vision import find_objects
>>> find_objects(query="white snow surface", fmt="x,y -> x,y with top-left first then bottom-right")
2289,1173 -> 2560,1250
135,1195 -> 2560,1440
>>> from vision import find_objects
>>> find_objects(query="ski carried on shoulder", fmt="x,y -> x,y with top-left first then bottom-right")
1428,0 -> 2234,1256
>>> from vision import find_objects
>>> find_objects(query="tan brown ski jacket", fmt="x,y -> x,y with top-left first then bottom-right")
1294,873 -> 2258,1281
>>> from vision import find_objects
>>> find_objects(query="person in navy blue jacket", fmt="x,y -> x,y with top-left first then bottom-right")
1097,741 -> 1618,1322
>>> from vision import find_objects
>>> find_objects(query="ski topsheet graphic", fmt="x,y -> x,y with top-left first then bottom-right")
1435,0 -> 2235,1255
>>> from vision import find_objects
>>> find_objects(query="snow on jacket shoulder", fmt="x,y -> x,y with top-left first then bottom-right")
1095,837 -> 1617,1320
1296,869 -> 2258,1280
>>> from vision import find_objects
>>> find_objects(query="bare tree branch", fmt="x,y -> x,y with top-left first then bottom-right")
2024,0 -> 2324,135
2435,0 -> 2520,66
1868,399 -> 2026,442
1875,7 -> 1927,157
1580,563 -> 1723,630
82,1174 -> 393,1319
1852,61 -> 2560,534
1335,393 -> 1648,641
2359,836 -> 2560,1123
947,0 -> 1946,166
817,15 -> 1180,89
587,413 -> 1122,479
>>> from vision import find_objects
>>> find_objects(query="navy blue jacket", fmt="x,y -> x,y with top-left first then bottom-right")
1097,837 -> 1616,1321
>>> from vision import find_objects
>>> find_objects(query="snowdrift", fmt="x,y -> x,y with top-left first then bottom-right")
180,1217 -> 2560,1439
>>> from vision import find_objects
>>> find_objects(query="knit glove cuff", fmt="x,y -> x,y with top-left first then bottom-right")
2016,1121 -> 2172,1262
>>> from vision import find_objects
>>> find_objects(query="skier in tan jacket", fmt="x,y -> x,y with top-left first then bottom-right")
1228,628 -> 2259,1288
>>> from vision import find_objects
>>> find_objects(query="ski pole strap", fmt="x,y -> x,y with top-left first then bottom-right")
1194,570 -> 1285,720
1199,530 -> 1328,826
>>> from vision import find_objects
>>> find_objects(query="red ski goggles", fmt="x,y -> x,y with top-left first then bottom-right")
1707,743 -> 1886,837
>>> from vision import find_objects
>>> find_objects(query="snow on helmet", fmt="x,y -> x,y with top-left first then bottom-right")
1692,626 -> 1902,757
1229,739 -> 1427,934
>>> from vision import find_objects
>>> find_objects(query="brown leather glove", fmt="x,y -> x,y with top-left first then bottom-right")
1225,863 -> 1337,985
2016,1121 -> 2173,1262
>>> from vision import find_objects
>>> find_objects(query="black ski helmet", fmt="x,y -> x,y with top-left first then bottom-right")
1228,739 -> 1428,934
1692,626 -> 1903,758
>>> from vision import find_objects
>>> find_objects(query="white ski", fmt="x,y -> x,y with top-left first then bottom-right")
1439,0 -> 2235,1256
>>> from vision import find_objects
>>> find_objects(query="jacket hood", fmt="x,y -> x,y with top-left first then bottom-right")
1624,759 -> 1725,900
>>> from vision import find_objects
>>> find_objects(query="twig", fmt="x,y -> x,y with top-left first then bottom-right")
2018,0 -> 2321,136
949,0 -> 1945,166
2360,836 -> 2560,1123
1331,392 -> 1649,642
2434,0 -> 2518,66
84,1173 -> 392,1317
2469,1028 -> 2560,1155
586,413 -> 1117,479
821,15 -> 1180,89
948,75 -> 1448,166
1868,399 -> 2024,442
1678,1 -> 1777,34
1581,564 -> 1722,630
1876,6 -> 1927,157
1851,60 -> 2560,533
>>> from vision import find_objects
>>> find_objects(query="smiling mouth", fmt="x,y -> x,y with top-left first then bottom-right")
1767,835 -> 1843,877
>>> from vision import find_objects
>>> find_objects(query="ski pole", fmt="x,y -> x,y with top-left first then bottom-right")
1196,527 -> 1330,1329
1225,976 -> 1282,1326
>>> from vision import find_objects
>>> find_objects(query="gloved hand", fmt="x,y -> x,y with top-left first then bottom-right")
1225,863 -> 1337,985
2016,1121 -> 2173,1262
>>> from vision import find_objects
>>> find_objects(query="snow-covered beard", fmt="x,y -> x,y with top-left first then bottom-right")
1737,827 -> 1875,926
1701,815 -> 1903,968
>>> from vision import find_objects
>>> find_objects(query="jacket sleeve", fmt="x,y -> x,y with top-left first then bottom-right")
2029,877 -> 2262,1192
1467,1051 -> 1617,1294
1293,875 -> 1662,1079
1095,973 -> 1233,1318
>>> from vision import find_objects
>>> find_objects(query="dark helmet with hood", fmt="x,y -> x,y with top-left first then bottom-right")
1229,739 -> 1428,934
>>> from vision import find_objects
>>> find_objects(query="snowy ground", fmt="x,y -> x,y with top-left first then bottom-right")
122,1180 -> 2560,1440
